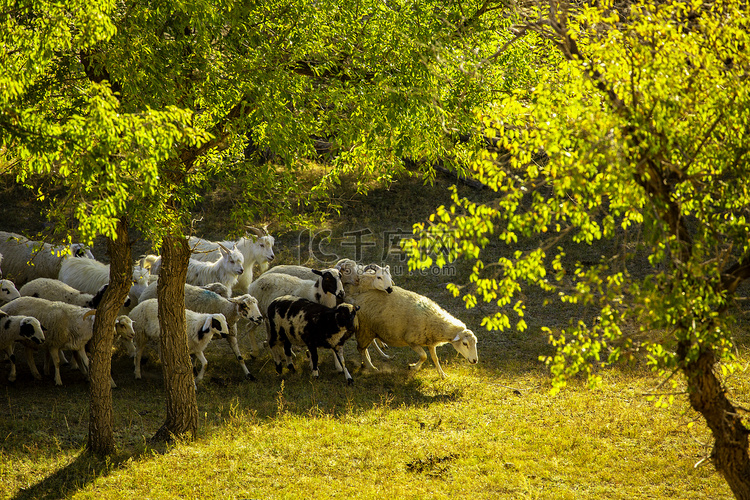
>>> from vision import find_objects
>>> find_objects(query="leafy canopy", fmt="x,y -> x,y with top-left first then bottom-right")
406,0 -> 750,398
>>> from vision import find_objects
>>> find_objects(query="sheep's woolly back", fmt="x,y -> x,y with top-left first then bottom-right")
20,277 -> 102,307
0,231 -> 95,286
351,286 -> 467,349
0,296 -> 95,351
58,257 -> 109,294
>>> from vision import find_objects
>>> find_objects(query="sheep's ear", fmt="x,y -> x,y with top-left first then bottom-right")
202,316 -> 213,333
452,333 -> 461,342
0,311 -> 7,319
312,269 -> 323,276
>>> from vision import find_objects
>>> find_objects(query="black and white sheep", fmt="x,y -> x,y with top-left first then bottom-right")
0,231 -> 95,286
0,296 -> 96,385
138,282 -> 262,380
129,298 -> 230,383
266,295 -> 359,384
245,268 -> 345,356
350,286 -> 478,379
0,310 -> 45,382
19,278 -> 109,308
0,279 -> 21,304
189,227 -> 275,293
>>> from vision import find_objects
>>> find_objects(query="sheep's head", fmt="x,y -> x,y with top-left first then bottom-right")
451,329 -> 478,365
19,317 -> 45,345
246,227 -> 275,263
115,315 -> 136,341
362,265 -> 394,294
334,259 -> 359,285
200,313 -> 229,340
0,279 -> 20,303
335,303 -> 359,332
313,268 -> 345,304
219,243 -> 245,276
234,294 -> 263,325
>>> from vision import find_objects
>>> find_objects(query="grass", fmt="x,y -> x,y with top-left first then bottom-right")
0,169 -> 746,499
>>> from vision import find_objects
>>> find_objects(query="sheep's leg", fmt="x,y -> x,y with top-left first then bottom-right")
409,346 -> 428,372
73,349 -> 91,381
372,339 -> 391,360
283,340 -> 295,373
332,350 -> 344,372
24,347 -> 41,380
5,346 -> 16,382
134,341 -> 145,379
332,347 -> 353,385
428,345 -> 447,379
226,329 -> 254,380
48,348 -> 63,386
195,351 -> 208,382
358,343 -> 379,371
309,347 -> 320,378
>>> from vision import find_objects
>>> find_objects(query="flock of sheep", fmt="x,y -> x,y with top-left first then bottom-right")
0,227 -> 479,387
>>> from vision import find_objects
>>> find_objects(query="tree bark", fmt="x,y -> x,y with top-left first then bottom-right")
680,342 -> 750,499
151,235 -> 198,443
88,218 -> 133,456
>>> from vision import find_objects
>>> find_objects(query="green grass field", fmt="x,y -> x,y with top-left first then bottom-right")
0,170 -> 746,499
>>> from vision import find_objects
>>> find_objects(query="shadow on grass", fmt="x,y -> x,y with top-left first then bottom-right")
10,448 -> 152,500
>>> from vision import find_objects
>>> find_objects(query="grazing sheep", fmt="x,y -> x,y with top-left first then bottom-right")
0,231 -> 95,286
189,227 -> 275,293
138,282 -> 262,380
129,298 -> 230,383
0,296 -> 96,386
266,295 -> 359,384
350,286 -> 478,378
184,244 -> 244,296
0,310 -> 45,382
20,278 -> 108,308
0,279 -> 21,304
58,256 -> 150,305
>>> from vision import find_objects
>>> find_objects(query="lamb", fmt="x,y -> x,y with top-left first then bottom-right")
138,282 -> 262,379
0,231 -> 95,286
58,256 -> 150,305
0,310 -> 45,382
20,278 -> 109,308
188,227 -> 275,293
350,286 -> 478,379
0,296 -> 96,386
266,295 -> 359,384
184,243 -> 245,296
129,298 -> 230,383
0,279 -> 21,304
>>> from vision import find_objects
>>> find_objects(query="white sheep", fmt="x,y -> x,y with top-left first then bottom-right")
0,310 -> 45,382
0,279 -> 21,304
58,256 -> 150,305
138,282 -> 262,380
20,278 -> 109,308
350,286 -> 478,379
0,231 -> 95,286
184,243 -> 244,296
129,298 -> 230,383
0,296 -> 96,386
189,227 -> 275,293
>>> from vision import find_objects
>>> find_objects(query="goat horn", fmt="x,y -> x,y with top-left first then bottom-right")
246,226 -> 265,237
217,242 -> 230,252
83,310 -> 97,320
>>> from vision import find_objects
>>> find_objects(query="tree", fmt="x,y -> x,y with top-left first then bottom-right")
406,1 -> 750,496
2,0 -> 526,451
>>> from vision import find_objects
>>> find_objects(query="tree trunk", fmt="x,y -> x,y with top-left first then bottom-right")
88,218 -> 133,456
151,235 -> 198,443
681,342 -> 750,499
